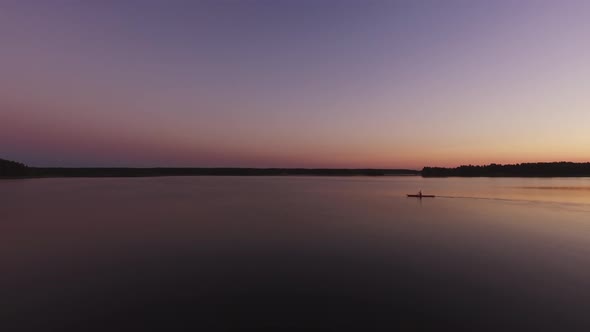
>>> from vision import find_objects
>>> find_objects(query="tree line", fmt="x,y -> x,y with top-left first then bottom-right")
5,158 -> 590,178
422,162 -> 590,177
0,158 -> 419,177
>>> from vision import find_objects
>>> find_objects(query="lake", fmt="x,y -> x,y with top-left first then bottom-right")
3,176 -> 590,331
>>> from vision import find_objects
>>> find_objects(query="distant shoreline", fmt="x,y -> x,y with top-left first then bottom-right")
3,159 -> 590,178
422,162 -> 590,177
1,167 -> 421,178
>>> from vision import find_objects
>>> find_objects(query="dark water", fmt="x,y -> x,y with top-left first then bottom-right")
3,176 -> 590,331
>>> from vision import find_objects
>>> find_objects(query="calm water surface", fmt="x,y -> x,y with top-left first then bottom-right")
2,176 -> 590,331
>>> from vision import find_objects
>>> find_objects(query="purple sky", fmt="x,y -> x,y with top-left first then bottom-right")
1,1 -> 589,168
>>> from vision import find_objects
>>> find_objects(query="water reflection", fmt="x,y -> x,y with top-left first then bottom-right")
518,186 -> 590,190
2,176 -> 590,330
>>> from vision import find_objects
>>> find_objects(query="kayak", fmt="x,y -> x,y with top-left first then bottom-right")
407,194 -> 435,198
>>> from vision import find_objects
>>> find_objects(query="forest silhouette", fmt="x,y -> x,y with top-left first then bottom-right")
422,162 -> 590,177
0,158 -> 417,177
3,158 -> 590,178
0,158 -> 28,176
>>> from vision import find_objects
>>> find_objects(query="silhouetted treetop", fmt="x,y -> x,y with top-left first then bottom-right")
0,158 -> 28,176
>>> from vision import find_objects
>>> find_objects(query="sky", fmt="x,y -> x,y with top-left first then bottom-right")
1,0 -> 589,168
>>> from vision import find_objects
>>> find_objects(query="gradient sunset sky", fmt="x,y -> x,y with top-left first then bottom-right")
1,1 -> 589,168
